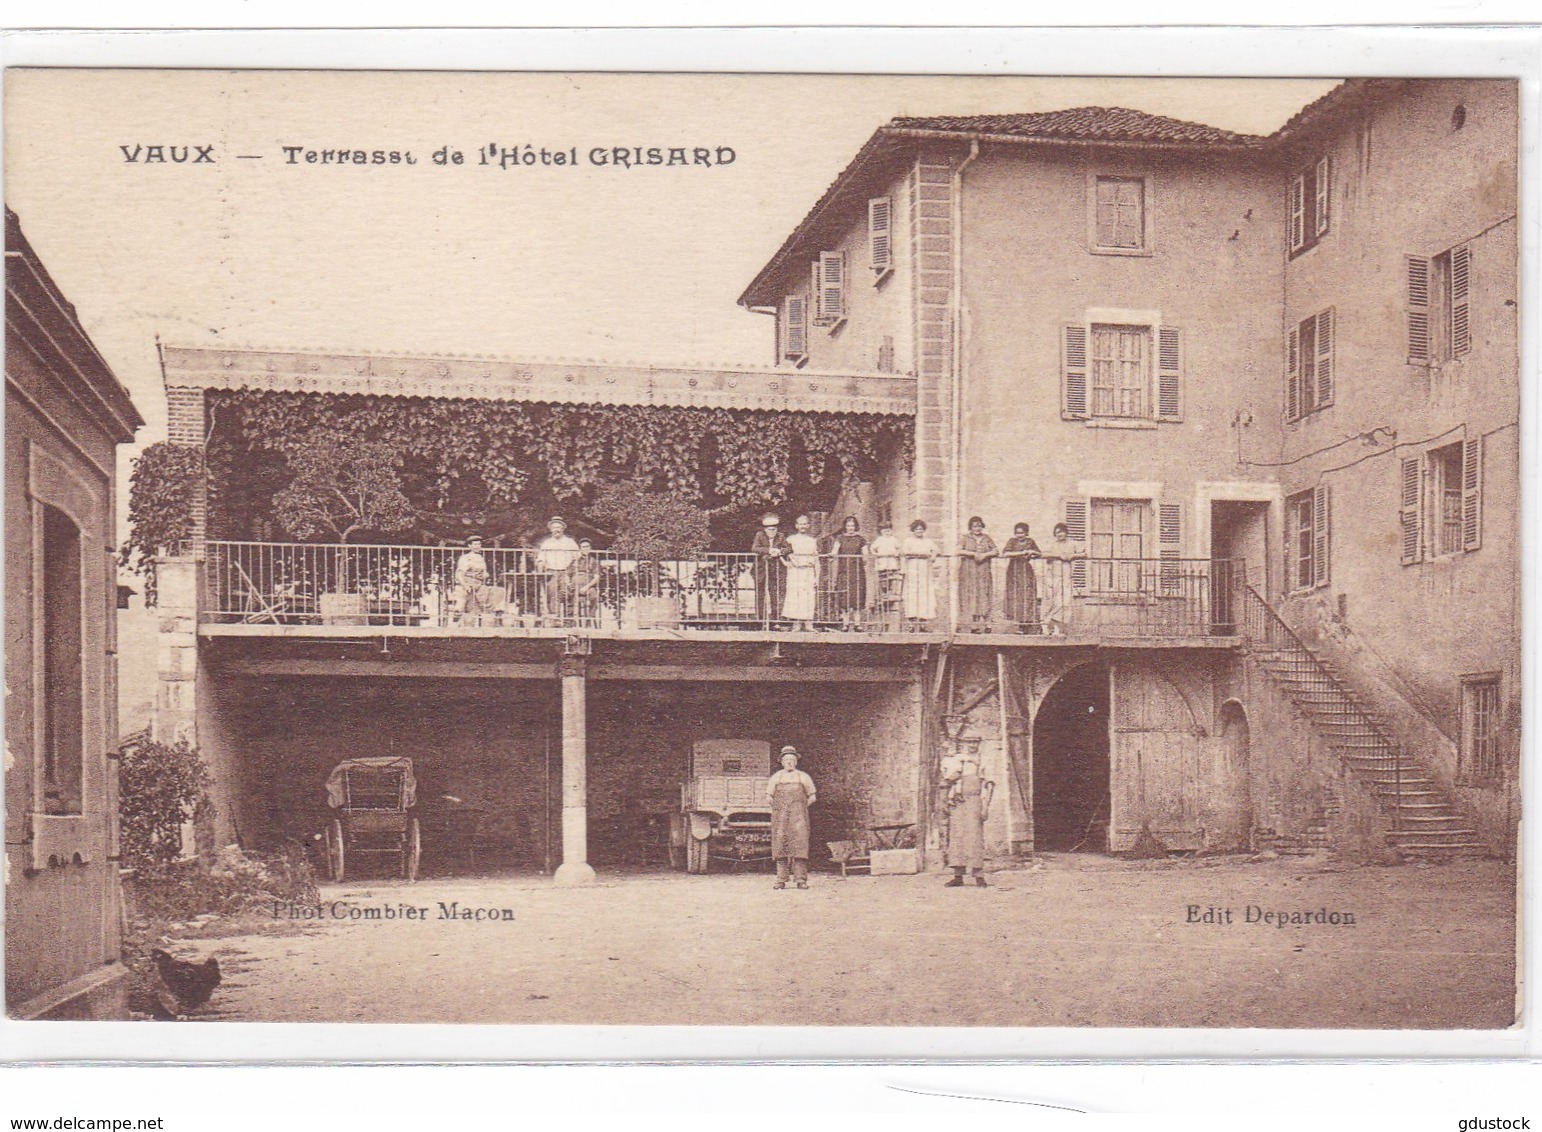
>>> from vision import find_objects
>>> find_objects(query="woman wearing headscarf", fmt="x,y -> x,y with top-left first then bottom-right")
766,746 -> 817,889
957,515 -> 998,632
1001,522 -> 1043,633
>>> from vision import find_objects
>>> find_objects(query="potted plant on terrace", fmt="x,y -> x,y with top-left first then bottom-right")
272,428 -> 417,624
589,481 -> 712,629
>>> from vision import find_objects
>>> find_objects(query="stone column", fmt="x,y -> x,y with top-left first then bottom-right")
152,555 -> 200,747
552,655 -> 595,886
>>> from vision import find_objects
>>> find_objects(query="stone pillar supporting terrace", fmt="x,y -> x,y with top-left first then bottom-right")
552,654 -> 595,886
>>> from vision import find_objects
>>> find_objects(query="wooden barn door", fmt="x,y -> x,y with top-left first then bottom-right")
1109,662 -> 1203,851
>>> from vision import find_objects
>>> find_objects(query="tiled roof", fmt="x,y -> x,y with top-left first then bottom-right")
889,106 -> 1262,147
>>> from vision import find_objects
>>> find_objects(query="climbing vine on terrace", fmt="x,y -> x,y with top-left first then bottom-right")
119,441 -> 205,604
202,389 -> 912,538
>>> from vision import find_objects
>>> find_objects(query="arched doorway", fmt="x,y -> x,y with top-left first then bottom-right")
1031,663 -> 1111,851
1216,700 -> 1253,847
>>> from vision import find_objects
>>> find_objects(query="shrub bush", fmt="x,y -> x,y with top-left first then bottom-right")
118,737 -> 213,873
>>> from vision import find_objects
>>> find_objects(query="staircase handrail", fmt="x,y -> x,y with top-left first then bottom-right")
1237,584 -> 1402,829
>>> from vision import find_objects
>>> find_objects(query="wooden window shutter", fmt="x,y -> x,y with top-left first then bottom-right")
1314,156 -> 1331,236
1286,324 -> 1301,421
1451,243 -> 1472,357
1063,498 -> 1088,592
1288,174 -> 1306,252
817,251 -> 846,324
1156,326 -> 1182,420
783,295 -> 808,360
811,260 -> 822,323
1314,308 -> 1334,407
1061,325 -> 1089,419
1311,483 -> 1331,587
1406,254 -> 1431,364
1158,500 -> 1183,595
1399,456 -> 1423,565
1462,434 -> 1483,552
868,197 -> 892,274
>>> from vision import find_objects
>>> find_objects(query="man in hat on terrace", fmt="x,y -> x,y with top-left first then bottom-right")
453,534 -> 501,626
536,516 -> 581,624
750,512 -> 790,625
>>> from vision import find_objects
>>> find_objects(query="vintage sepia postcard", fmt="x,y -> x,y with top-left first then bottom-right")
2,61 -> 1523,1046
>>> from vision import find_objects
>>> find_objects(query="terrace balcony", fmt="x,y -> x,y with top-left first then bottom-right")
198,540 -> 1244,648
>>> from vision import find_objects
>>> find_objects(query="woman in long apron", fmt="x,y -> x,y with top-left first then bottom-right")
781,514 -> 819,630
766,746 -> 817,889
900,519 -> 939,626
940,749 -> 994,887
1001,522 -> 1043,633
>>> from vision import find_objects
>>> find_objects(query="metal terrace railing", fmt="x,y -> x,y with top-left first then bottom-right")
202,541 -> 1241,638
964,554 -> 1243,638
203,541 -> 924,632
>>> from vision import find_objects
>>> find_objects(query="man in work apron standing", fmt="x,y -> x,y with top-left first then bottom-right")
940,743 -> 994,887
767,746 -> 816,889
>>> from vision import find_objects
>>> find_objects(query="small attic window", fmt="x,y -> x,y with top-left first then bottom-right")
1451,104 -> 1467,131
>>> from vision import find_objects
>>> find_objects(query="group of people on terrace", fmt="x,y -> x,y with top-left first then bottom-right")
750,511 -> 1084,633
447,512 -> 1086,632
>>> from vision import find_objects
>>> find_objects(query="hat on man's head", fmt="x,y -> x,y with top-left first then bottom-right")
762,513 -> 781,526
780,745 -> 798,755
548,515 -> 566,525
466,534 -> 483,543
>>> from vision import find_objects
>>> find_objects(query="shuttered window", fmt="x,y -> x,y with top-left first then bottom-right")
1408,244 -> 1473,364
1063,498 -> 1088,591
1287,487 -> 1329,590
1061,325 -> 1089,419
1286,308 -> 1334,419
1462,435 -> 1483,551
1399,433 -> 1483,564
1406,254 -> 1431,363
1399,455 -> 1424,565
1158,500 -> 1184,595
1065,322 -> 1181,422
1288,156 -> 1330,256
782,294 -> 808,362
1450,244 -> 1472,357
1156,327 -> 1183,420
814,251 -> 846,326
868,197 -> 892,275
1312,483 -> 1331,589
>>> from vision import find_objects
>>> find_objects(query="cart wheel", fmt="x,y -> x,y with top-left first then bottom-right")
686,835 -> 709,875
405,818 -> 421,882
327,818 -> 345,883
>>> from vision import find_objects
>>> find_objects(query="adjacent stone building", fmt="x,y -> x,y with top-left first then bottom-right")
6,207 -> 144,1017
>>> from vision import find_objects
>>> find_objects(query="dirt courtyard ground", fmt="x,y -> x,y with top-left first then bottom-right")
183,854 -> 1516,1028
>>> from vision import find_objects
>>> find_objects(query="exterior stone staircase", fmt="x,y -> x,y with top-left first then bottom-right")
1240,586 -> 1487,859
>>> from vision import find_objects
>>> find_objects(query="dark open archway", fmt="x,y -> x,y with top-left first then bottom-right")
1031,662 -> 1111,851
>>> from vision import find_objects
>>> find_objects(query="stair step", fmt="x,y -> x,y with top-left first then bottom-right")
1390,829 -> 1481,842
1392,843 -> 1488,855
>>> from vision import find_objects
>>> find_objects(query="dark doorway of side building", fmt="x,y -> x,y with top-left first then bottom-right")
1032,662 -> 1111,852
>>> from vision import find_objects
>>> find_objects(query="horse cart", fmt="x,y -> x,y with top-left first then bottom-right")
323,756 -> 421,882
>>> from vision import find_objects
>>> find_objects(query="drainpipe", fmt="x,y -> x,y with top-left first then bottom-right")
950,139 -> 980,628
